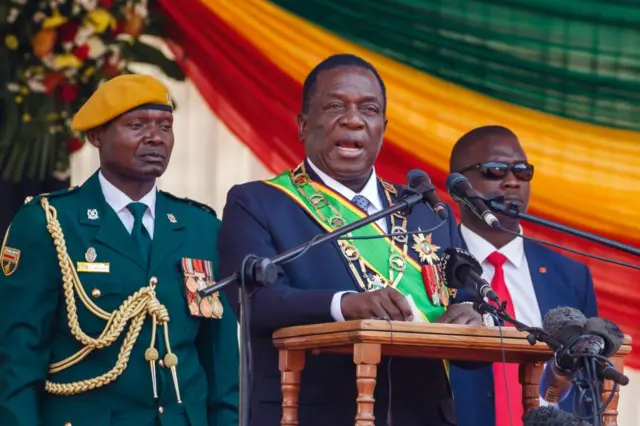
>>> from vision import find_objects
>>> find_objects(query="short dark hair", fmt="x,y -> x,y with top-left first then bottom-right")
449,125 -> 518,172
301,53 -> 387,114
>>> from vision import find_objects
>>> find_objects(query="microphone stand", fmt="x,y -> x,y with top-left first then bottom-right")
488,200 -> 640,258
473,301 -> 563,349
474,301 -> 627,426
198,187 -> 431,426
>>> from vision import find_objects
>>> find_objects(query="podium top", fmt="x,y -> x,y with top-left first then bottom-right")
272,320 -> 632,364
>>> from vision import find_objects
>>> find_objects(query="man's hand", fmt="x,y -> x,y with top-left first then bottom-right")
435,303 -> 482,325
341,287 -> 414,321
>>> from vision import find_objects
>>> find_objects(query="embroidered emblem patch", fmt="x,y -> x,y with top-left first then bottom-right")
1,247 -> 21,276
181,258 -> 223,319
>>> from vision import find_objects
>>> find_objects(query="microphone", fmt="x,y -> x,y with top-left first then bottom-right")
539,354 -> 575,404
523,406 -> 588,425
446,173 -> 500,228
542,307 -> 629,386
440,247 -> 500,303
406,169 -> 448,220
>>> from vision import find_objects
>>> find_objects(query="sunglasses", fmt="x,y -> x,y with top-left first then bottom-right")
459,161 -> 534,181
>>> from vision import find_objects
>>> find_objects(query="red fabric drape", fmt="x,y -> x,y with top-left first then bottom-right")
158,0 -> 639,368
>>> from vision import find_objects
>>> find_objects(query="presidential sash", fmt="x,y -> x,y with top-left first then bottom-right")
264,165 -> 449,323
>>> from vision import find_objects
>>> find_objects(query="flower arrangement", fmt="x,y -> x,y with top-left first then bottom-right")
0,0 -> 184,182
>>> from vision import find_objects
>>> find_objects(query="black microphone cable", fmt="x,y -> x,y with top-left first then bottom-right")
278,219 -> 448,266
496,226 -> 640,271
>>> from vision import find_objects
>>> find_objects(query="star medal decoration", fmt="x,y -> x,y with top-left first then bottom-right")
412,232 -> 440,265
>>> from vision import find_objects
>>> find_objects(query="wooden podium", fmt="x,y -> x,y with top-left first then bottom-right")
272,320 -> 632,426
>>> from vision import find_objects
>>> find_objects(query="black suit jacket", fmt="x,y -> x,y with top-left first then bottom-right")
218,163 -> 463,426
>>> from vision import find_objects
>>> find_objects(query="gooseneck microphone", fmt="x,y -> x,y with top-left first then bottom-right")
446,173 -> 500,228
406,169 -> 448,220
439,247 -> 500,303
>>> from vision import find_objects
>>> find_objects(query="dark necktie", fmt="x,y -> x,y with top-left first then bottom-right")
352,195 -> 370,212
127,202 -> 151,264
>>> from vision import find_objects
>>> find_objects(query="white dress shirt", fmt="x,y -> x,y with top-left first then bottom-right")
98,171 -> 157,239
460,224 -> 554,407
306,159 -> 386,322
460,224 -> 542,328
307,159 -> 387,232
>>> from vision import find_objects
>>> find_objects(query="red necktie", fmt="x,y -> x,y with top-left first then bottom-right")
487,251 -> 523,426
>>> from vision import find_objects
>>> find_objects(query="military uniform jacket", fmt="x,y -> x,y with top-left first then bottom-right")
0,172 -> 239,426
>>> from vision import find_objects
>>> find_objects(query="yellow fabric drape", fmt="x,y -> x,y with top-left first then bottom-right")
204,0 -> 640,241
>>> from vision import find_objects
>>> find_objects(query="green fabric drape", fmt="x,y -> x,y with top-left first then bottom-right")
271,0 -> 640,131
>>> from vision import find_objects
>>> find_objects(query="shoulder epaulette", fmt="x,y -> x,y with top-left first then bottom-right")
160,191 -> 217,217
23,186 -> 78,205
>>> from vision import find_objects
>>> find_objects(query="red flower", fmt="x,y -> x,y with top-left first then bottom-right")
59,21 -> 80,44
72,44 -> 89,60
43,73 -> 66,94
66,137 -> 84,153
99,0 -> 114,8
58,83 -> 79,104
110,20 -> 124,38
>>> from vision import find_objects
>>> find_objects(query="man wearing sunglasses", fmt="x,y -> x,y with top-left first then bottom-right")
447,125 -> 598,426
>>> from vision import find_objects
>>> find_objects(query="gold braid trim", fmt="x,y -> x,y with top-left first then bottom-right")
40,198 -> 181,400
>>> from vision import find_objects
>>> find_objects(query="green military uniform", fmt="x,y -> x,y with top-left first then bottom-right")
0,74 -> 239,426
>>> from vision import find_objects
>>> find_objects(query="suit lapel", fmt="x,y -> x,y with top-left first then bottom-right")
78,172 -> 148,270
524,240 -> 556,317
149,192 -> 185,274
377,182 -> 393,234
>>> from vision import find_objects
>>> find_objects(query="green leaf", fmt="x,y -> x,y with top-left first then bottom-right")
11,137 -> 32,183
0,94 -> 20,149
38,131 -> 51,181
122,41 -> 186,81
0,49 -> 11,87
1,143 -> 20,181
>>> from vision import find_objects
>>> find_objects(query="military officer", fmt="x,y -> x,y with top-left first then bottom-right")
0,74 -> 239,426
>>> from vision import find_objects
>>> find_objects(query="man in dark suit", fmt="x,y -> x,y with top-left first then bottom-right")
218,54 -> 482,426
447,126 -> 598,426
0,75 -> 239,426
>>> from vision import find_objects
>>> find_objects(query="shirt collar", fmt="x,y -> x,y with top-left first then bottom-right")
98,171 -> 157,219
460,223 -> 524,267
306,157 -> 382,210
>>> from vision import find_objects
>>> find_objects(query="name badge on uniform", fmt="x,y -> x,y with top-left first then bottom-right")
180,257 -> 223,319
77,262 -> 110,273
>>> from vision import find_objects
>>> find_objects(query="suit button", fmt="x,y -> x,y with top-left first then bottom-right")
487,391 -> 493,398
150,276 -> 158,286
91,288 -> 101,298
158,406 -> 164,414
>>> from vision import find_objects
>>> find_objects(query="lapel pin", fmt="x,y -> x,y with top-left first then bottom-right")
87,209 -> 99,220
85,247 -> 97,263
539,266 -> 547,274
167,213 -> 177,223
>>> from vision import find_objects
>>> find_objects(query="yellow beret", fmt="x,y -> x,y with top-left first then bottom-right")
71,74 -> 173,131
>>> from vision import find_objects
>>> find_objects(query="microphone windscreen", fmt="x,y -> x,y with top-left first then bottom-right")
585,317 -> 625,357
445,173 -> 466,191
542,307 -> 587,342
523,406 -> 587,425
407,169 -> 428,188
439,247 -> 482,289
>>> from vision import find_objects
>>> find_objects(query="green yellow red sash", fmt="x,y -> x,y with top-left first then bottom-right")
265,169 -> 447,323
